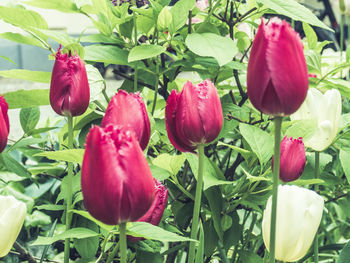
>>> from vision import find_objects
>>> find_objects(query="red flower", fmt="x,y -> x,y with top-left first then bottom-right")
81,125 -> 155,225
165,79 -> 223,152
0,96 -> 9,153
101,90 -> 150,150
129,179 -> 168,242
50,45 -> 90,117
247,18 -> 308,116
272,136 -> 306,182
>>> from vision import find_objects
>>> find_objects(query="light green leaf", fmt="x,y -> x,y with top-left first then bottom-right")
34,149 -> 85,164
0,6 -> 48,29
169,0 -> 196,33
25,0 -> 78,13
302,22 -> 317,49
4,89 -> 49,109
239,123 -> 273,166
257,0 -> 330,31
84,45 -> 129,65
33,29 -> 73,47
127,222 -> 194,242
340,149 -> 350,184
0,55 -> 17,65
157,6 -> 172,30
337,240 -> 350,263
1,153 -> 30,178
80,34 -> 124,44
86,64 -> 105,101
31,228 -> 99,246
72,210 -> 114,232
291,178 -> 324,186
0,32 -> 43,47
20,107 -> 40,134
152,153 -> 186,175
128,45 -> 166,62
186,33 -> 238,66
0,70 -> 51,83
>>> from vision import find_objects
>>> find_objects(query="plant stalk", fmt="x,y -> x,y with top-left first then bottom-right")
119,222 -> 127,263
341,14 -> 345,78
269,116 -> 283,263
151,58 -> 159,115
64,115 -> 74,263
188,145 -> 205,263
314,151 -> 320,263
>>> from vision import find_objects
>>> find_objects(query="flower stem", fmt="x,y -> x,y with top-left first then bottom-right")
341,14 -> 345,78
64,115 -> 74,263
314,151 -> 320,263
119,222 -> 127,263
133,11 -> 138,93
269,116 -> 283,263
151,59 -> 159,115
188,145 -> 205,263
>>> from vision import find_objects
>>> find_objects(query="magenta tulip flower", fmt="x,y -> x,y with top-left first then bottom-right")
81,125 -> 155,225
272,136 -> 306,182
0,96 -> 9,153
165,79 -> 223,152
50,45 -> 90,117
247,18 -> 308,116
129,179 -> 168,242
101,90 -> 150,150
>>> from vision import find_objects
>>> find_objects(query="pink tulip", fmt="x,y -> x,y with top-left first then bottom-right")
272,136 -> 306,182
247,18 -> 308,116
81,125 -> 155,225
101,90 -> 150,150
165,79 -> 223,152
50,45 -> 90,117
129,179 -> 168,242
0,96 -> 9,153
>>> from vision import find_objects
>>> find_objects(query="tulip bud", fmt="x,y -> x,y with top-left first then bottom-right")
247,18 -> 308,116
165,79 -> 223,152
50,45 -> 90,117
290,88 -> 341,151
81,125 -> 155,225
272,136 -> 306,182
129,179 -> 168,242
0,195 -> 26,257
101,90 -> 150,150
262,185 -> 324,262
0,96 -> 9,153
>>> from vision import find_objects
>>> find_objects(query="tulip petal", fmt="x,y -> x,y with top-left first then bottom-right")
265,19 -> 308,115
0,97 -> 9,153
165,90 -> 196,152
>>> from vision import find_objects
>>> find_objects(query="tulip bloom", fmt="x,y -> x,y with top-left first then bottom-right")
0,195 -> 26,257
247,18 -> 308,116
0,96 -> 9,153
262,185 -> 324,262
50,45 -> 90,117
129,179 -> 168,242
81,125 -> 155,225
165,80 -> 223,152
101,90 -> 150,150
272,136 -> 306,182
290,88 -> 341,151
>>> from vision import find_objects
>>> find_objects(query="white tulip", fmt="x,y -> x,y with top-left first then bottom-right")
0,195 -> 26,257
262,185 -> 324,262
290,88 -> 341,151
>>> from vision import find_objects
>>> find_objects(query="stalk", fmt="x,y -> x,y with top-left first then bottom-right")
188,145 -> 205,263
64,115 -> 74,263
151,58 -> 159,115
269,117 -> 283,263
314,151 -> 320,263
119,222 -> 127,263
133,11 -> 138,93
341,14 -> 345,78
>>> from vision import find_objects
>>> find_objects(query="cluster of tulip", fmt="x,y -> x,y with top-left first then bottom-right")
248,18 -> 341,262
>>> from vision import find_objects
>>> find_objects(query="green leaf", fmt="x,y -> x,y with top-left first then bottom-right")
128,45 -> 166,62
20,107 -> 40,134
84,45 -> 129,65
72,210 -> 114,232
34,149 -> 85,164
304,50 -> 322,75
0,6 -> 48,29
195,223 -> 204,263
31,228 -> 99,246
340,149 -> 350,184
0,70 -> 51,83
239,123 -> 273,166
157,6 -> 172,30
302,22 -> 317,49
169,0 -> 196,33
0,55 -> 17,65
0,172 -> 25,183
4,89 -> 49,109
36,204 -> 65,211
25,210 -> 51,228
25,0 -> 79,13
0,32 -> 43,47
1,153 -> 30,178
186,33 -> 238,66
285,119 -> 317,141
239,250 -> 263,263
257,0 -> 330,31
204,187 -> 223,241
80,34 -> 124,44
149,165 -> 172,181
74,217 -> 99,259
337,240 -> 350,263
62,43 -> 85,58
291,178 -> 324,186
127,222 -> 194,242
186,153 -> 231,190
152,153 -> 186,175
86,64 -> 105,100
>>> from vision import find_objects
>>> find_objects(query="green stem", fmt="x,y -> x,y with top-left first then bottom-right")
133,11 -> 138,93
119,222 -> 127,263
341,14 -> 345,78
102,87 -> 110,103
314,151 -> 320,263
105,242 -> 120,263
291,19 -> 295,29
151,59 -> 159,115
64,115 -> 74,263
269,117 -> 283,263
188,145 -> 205,263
